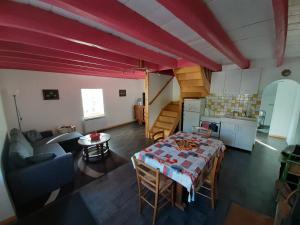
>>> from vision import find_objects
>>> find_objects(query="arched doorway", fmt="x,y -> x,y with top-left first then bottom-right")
257,79 -> 300,147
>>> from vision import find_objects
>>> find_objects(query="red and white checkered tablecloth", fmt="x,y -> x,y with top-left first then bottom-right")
133,131 -> 226,202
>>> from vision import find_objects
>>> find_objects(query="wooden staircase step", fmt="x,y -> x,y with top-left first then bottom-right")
174,66 -> 201,74
151,127 -> 170,137
150,101 -> 180,139
181,86 -> 203,93
150,127 -> 163,133
155,121 -> 173,130
180,79 -> 203,87
161,110 -> 178,118
158,115 -> 177,123
176,72 -> 202,80
164,104 -> 179,112
181,92 -> 205,98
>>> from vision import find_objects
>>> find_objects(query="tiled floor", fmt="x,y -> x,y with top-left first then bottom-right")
255,131 -> 288,151
77,123 -> 288,224
102,122 -> 153,160
18,122 -> 296,225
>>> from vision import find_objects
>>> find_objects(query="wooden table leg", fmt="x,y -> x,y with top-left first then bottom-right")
175,183 -> 186,211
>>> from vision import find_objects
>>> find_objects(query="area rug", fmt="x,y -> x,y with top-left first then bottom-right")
224,203 -> 273,225
16,150 -> 127,217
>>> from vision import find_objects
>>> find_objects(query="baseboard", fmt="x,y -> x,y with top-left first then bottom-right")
0,216 -> 17,225
269,134 -> 286,140
95,120 -> 137,133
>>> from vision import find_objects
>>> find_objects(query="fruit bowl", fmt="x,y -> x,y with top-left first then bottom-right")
90,132 -> 100,142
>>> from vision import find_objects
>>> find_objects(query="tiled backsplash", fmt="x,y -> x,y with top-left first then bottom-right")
206,94 -> 261,118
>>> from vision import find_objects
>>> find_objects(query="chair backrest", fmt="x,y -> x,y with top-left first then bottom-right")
200,121 -> 221,139
192,126 -> 212,138
133,156 -> 160,193
274,189 -> 299,225
152,130 -> 165,143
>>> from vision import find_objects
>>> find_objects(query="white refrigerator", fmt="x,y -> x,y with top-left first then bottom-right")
183,98 -> 206,132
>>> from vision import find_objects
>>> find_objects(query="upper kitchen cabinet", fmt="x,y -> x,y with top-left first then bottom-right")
240,69 -> 261,95
210,71 -> 225,96
224,70 -> 242,96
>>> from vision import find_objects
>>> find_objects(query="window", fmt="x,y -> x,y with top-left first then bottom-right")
81,89 -> 104,119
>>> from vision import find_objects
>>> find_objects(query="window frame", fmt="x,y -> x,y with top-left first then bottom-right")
80,88 -> 105,120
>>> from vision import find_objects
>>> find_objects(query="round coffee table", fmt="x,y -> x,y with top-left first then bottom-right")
78,133 -> 111,162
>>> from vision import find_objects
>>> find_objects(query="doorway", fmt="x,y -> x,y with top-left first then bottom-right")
256,79 -> 300,149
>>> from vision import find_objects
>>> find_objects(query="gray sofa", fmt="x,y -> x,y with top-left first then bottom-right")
6,129 -> 77,207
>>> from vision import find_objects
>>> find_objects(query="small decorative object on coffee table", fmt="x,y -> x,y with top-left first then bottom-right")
78,132 -> 111,162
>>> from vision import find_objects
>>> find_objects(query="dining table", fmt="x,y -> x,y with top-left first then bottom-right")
132,131 -> 226,210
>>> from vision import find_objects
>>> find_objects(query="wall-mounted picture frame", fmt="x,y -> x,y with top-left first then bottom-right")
42,89 -> 59,100
119,89 -> 126,97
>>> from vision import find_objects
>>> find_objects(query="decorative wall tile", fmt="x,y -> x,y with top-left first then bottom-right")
206,94 -> 261,118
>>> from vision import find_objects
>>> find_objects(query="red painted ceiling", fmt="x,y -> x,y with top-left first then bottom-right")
0,1 -> 287,78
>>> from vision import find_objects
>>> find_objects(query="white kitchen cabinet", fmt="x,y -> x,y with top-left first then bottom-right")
240,69 -> 261,95
220,122 -> 236,146
234,123 -> 257,151
210,71 -> 225,96
224,70 -> 242,95
201,116 -> 257,151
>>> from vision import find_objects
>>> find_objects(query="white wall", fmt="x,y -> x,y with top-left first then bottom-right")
260,82 -> 277,126
295,117 -> 300,145
219,58 -> 300,93
269,81 -> 299,138
0,93 -> 15,222
287,87 -> 300,144
172,78 -> 180,101
255,58 -> 300,92
0,70 -> 144,133
149,73 -> 173,128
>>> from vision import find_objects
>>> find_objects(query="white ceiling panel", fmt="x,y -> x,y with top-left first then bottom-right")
286,0 -> 300,58
14,0 -> 178,59
235,36 -> 275,60
120,0 -> 277,64
189,39 -> 231,65
205,0 -> 274,31
204,0 -> 275,61
13,0 -> 293,66
119,0 -> 231,64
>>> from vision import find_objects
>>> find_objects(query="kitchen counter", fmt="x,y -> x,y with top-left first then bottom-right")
201,116 -> 257,151
202,115 -> 257,122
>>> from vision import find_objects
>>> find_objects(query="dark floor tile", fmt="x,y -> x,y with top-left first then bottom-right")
16,122 -> 291,225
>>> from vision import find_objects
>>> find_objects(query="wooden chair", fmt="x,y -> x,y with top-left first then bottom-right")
196,154 -> 221,209
133,157 -> 174,225
152,130 -> 165,143
192,126 -> 212,138
274,188 -> 299,225
195,121 -> 222,139
216,150 -> 225,175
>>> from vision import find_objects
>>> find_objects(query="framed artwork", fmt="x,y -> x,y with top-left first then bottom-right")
119,89 -> 126,97
42,89 -> 59,100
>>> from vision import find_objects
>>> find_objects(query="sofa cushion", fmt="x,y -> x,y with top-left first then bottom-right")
24,130 -> 43,143
9,141 -> 32,169
10,128 -> 34,156
34,143 -> 66,157
26,153 -> 56,164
